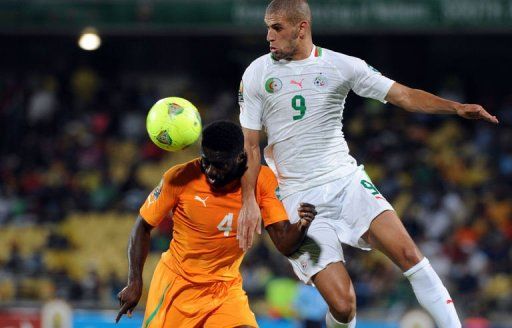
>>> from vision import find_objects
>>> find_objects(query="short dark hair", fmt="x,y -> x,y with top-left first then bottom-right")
201,121 -> 244,157
266,0 -> 311,25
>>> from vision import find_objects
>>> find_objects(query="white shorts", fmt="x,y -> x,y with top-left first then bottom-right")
282,165 -> 394,284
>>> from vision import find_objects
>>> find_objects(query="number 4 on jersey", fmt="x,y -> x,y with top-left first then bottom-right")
217,213 -> 234,236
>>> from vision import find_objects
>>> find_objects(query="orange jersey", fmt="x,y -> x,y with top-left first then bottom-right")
140,158 -> 288,284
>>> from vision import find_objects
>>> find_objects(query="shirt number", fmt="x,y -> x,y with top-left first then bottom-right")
217,213 -> 234,236
292,95 -> 306,120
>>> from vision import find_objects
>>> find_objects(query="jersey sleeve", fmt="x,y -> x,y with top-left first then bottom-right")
256,167 -> 289,227
139,167 -> 183,227
350,57 -> 395,103
239,61 -> 264,130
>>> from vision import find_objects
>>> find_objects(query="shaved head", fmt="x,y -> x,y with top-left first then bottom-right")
266,0 -> 311,25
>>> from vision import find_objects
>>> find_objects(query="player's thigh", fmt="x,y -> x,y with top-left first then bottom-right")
337,166 -> 396,249
162,305 -> 208,328
283,187 -> 346,284
144,263 -> 209,328
204,286 -> 258,328
286,219 -> 345,284
311,261 -> 356,314
143,261 -> 178,328
162,285 -> 212,328
366,210 -> 423,271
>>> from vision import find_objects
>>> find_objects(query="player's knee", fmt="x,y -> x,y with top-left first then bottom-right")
329,292 -> 356,323
401,247 -> 423,270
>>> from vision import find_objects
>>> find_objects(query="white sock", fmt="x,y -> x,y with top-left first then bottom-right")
404,258 -> 461,328
325,311 -> 356,328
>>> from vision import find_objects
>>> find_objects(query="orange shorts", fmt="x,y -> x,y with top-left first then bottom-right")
142,260 -> 258,328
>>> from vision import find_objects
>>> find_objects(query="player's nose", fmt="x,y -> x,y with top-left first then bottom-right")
266,29 -> 275,42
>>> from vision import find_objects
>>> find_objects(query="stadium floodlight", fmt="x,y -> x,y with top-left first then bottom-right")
78,27 -> 101,51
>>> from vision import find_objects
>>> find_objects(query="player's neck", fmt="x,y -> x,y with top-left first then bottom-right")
292,42 -> 314,61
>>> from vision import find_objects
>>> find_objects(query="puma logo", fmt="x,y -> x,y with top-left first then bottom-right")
446,299 -> 454,304
194,195 -> 209,207
290,79 -> 304,89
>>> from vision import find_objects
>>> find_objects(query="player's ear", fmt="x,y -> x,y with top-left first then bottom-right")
299,21 -> 308,38
237,151 -> 247,164
235,152 -> 248,178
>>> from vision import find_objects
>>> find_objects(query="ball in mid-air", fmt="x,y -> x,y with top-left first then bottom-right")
146,97 -> 202,151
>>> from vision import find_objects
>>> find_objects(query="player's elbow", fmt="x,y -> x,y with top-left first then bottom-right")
276,242 -> 298,257
268,223 -> 300,257
388,84 -> 416,111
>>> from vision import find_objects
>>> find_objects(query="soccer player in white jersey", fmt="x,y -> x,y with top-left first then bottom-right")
236,1 -> 499,328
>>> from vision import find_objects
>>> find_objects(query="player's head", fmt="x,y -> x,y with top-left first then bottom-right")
265,0 -> 312,61
200,121 -> 248,188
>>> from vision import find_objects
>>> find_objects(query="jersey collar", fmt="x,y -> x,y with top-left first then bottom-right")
271,45 -> 322,64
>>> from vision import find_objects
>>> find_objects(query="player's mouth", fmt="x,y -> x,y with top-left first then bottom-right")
270,46 -> 277,53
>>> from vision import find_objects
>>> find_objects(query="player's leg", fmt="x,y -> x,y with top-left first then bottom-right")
281,184 -> 357,328
311,262 -> 357,328
363,210 -> 423,271
365,210 -> 461,328
142,260 -> 179,328
339,166 -> 460,327
146,263 -> 214,328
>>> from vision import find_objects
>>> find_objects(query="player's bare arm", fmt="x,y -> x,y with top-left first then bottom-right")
266,203 -> 317,257
238,127 -> 262,251
116,215 -> 153,323
385,82 -> 499,124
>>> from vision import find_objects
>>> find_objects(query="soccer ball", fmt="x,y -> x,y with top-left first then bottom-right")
146,97 -> 202,151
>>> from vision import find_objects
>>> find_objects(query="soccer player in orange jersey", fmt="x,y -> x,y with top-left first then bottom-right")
116,121 -> 317,328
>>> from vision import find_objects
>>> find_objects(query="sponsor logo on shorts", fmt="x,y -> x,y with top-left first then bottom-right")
298,252 -> 310,270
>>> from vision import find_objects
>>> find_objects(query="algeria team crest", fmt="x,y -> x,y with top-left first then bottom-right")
314,74 -> 327,87
265,77 -> 282,93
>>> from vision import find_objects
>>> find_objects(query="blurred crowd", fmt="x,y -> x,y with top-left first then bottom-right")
0,58 -> 511,325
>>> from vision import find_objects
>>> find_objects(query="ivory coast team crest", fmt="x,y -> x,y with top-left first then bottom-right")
265,77 -> 282,93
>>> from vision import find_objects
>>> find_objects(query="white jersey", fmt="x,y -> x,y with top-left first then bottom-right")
239,46 -> 394,198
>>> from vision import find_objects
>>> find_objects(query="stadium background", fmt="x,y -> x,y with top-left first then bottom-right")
0,0 -> 511,327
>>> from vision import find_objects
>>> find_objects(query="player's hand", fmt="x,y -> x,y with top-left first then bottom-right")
115,281 -> 142,323
456,104 -> 499,124
237,195 -> 262,251
297,203 -> 317,229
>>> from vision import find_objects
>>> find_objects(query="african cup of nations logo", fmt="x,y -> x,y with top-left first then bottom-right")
265,77 -> 282,93
156,131 -> 172,145
168,102 -> 184,116
314,75 -> 327,87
